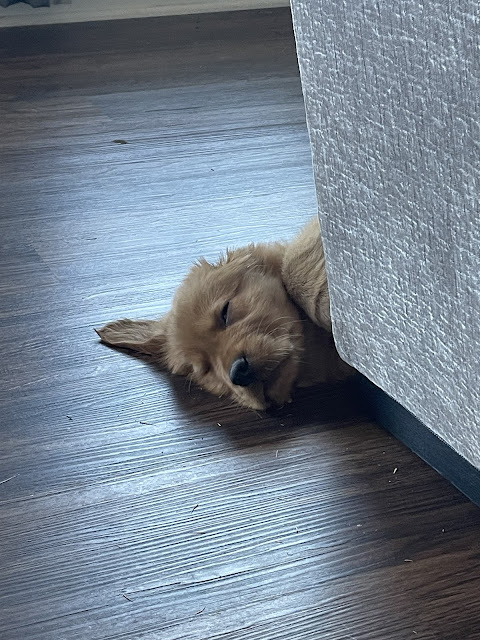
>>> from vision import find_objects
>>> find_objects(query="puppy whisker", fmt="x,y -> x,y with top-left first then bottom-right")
262,316 -> 303,334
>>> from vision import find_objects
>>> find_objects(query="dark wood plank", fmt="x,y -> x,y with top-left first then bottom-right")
1,9 -> 479,640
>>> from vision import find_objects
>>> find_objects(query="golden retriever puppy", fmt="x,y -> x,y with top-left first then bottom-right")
96,218 -> 353,410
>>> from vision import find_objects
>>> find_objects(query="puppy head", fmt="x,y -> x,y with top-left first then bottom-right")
97,242 -> 304,410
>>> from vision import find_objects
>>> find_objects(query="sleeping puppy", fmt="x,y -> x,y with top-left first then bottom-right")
96,218 -> 353,410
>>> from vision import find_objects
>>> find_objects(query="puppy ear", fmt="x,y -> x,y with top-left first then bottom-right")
95,316 -> 170,357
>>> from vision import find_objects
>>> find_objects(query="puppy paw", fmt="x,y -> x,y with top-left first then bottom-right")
265,356 -> 298,406
266,385 -> 293,407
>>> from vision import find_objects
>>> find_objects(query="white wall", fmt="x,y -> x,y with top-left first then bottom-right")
0,0 -> 290,28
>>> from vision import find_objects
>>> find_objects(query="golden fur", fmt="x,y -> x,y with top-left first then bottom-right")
96,218 -> 353,410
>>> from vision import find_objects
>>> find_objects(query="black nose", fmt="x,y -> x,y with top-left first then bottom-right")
229,356 -> 256,387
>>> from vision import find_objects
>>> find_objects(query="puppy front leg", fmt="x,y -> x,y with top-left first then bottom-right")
266,356 -> 299,407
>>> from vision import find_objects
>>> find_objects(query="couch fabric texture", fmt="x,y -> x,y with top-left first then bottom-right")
290,0 -> 479,468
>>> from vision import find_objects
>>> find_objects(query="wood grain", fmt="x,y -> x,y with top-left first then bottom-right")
0,1 -> 290,29
0,9 -> 479,640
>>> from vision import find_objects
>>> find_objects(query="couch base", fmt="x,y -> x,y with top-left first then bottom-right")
359,376 -> 480,508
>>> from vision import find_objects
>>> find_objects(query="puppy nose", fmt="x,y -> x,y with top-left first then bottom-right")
229,356 -> 256,387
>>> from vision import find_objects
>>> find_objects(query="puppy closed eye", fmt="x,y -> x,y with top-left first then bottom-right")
220,301 -> 230,327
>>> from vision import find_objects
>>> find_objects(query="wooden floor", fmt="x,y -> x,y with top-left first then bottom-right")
1,9 -> 480,640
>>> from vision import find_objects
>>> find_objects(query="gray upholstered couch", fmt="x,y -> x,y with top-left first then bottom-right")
290,1 -> 479,473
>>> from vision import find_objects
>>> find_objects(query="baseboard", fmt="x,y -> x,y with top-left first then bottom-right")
0,0 -> 290,28
359,375 -> 480,508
